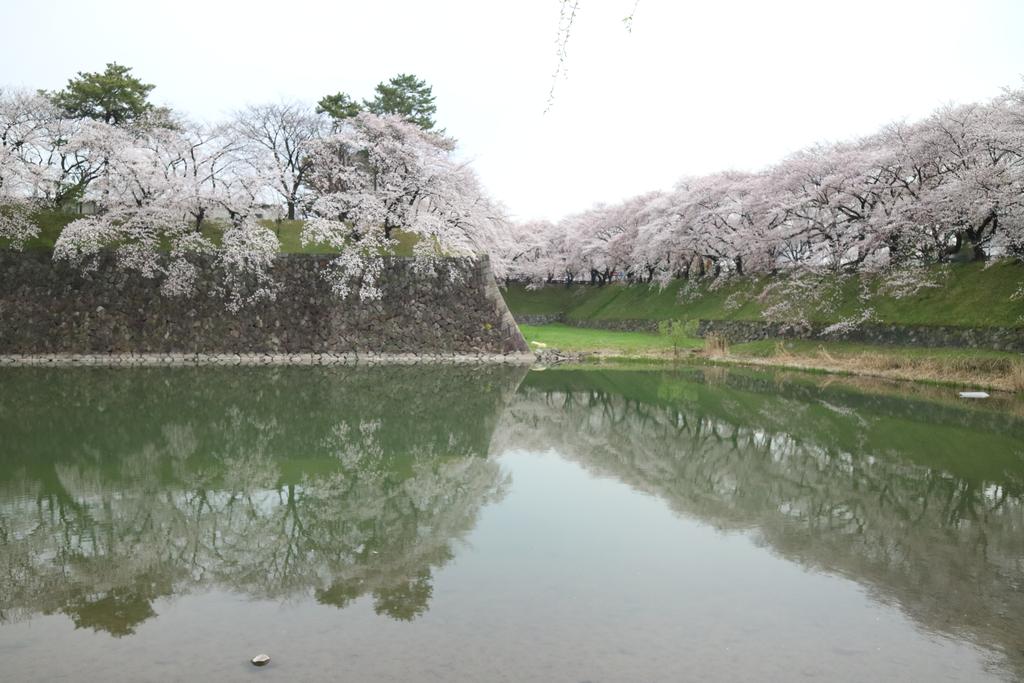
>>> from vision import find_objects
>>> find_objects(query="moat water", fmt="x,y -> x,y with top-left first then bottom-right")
1,365 -> 1022,681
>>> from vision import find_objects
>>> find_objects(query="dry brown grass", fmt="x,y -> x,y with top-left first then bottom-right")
838,352 -> 1016,379
704,333 -> 730,357
774,366 -> 1024,417
1009,361 -> 1024,392
733,346 -> 1024,393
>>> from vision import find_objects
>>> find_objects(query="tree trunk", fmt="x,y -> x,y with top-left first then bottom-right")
964,211 -> 997,261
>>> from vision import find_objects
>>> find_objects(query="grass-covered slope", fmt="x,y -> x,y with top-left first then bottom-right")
260,220 -> 418,255
505,262 -> 1024,329
3,210 -> 78,250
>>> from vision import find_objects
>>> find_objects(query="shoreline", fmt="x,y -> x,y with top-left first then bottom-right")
520,324 -> 1023,394
697,353 -> 1021,393
0,352 -> 536,367
535,348 -> 1023,394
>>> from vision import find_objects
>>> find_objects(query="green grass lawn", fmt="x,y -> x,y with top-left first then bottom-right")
1,210 -> 418,256
258,220 -> 418,256
501,285 -> 599,316
520,323 -> 702,354
2,210 -> 78,250
505,261 -> 1024,329
244,220 -> 319,253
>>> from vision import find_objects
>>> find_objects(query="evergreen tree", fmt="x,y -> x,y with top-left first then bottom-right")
365,74 -> 437,130
52,63 -> 156,126
316,91 -> 362,124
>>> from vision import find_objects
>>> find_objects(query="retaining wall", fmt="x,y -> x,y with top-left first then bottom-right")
697,319 -> 1024,352
0,251 -> 530,358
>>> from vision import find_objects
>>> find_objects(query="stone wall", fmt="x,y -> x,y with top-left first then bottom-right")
513,313 -> 565,326
0,251 -> 530,358
565,318 -> 661,333
697,319 -> 1024,353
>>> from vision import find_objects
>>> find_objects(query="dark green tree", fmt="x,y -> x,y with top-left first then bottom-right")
52,62 -> 155,125
316,91 -> 362,124
364,73 -> 437,130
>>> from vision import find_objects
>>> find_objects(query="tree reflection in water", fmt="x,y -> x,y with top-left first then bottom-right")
492,367 -> 1024,678
2,363 -> 1023,677
0,365 -> 527,635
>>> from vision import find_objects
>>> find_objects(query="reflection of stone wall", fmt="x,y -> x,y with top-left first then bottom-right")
698,319 -> 1024,351
0,251 -> 529,356
0,365 -> 528,472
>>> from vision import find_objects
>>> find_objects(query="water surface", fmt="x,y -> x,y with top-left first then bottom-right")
1,365 -> 1022,681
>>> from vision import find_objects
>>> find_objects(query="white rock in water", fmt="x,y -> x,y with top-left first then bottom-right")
251,654 -> 271,667
959,391 -> 990,399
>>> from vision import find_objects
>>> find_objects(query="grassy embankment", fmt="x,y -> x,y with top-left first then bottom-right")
505,261 -> 1024,328
510,263 -> 1024,392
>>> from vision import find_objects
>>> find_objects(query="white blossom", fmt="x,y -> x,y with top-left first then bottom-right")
302,113 -> 508,299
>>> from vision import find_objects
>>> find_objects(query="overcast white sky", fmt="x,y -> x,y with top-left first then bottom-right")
3,0 -> 1023,221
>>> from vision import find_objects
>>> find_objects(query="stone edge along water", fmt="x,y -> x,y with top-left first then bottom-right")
0,352 -> 536,367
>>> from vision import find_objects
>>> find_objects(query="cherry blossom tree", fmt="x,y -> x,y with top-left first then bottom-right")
494,219 -> 552,283
767,142 -> 893,273
52,118 -> 280,308
0,89 -> 45,247
628,190 -> 697,284
8,70 -> 1024,317
230,102 -> 325,220
889,102 -> 1024,262
0,88 -> 108,245
510,82 -> 1024,329
572,194 -> 656,284
301,113 -> 508,299
520,85 -> 1024,283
